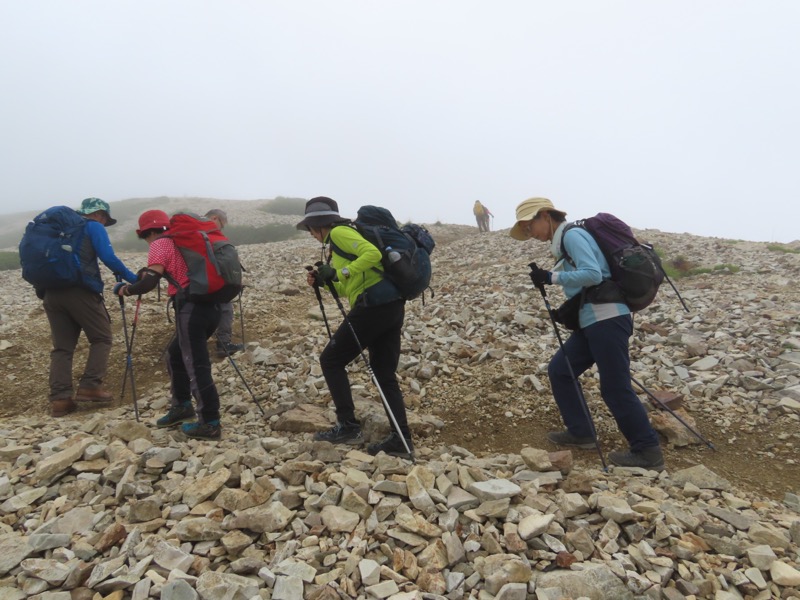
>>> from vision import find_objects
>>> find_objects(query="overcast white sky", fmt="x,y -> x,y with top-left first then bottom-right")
1,2 -> 798,242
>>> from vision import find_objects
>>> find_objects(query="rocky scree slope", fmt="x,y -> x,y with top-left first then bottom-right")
0,224 -> 799,599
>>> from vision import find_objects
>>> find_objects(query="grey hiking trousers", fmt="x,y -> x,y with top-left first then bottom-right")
216,302 -> 234,344
43,287 -> 112,400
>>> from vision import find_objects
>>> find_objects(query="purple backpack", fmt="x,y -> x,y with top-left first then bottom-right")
560,212 -> 665,311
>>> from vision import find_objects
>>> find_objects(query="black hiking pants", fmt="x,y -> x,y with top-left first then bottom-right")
548,314 -> 660,452
168,300 -> 222,424
320,299 -> 410,436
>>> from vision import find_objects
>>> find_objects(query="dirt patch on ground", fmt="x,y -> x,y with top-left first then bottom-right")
423,357 -> 800,502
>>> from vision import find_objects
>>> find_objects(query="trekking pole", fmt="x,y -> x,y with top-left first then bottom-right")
216,334 -> 266,416
316,266 -> 415,462
237,287 -> 246,346
664,272 -> 690,312
120,295 -> 142,400
117,293 -> 140,422
531,264 -> 607,471
305,266 -> 332,340
630,376 -> 715,450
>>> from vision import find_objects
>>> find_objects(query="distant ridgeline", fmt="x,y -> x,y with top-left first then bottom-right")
0,197 -> 308,256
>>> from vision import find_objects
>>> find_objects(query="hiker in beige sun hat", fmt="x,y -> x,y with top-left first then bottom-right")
509,197 -> 567,240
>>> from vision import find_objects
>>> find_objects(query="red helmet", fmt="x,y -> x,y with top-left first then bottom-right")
136,210 -> 171,236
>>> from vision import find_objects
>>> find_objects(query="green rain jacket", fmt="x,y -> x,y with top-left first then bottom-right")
326,225 -> 401,306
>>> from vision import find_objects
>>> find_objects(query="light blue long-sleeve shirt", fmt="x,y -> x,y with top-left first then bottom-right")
550,222 -> 629,328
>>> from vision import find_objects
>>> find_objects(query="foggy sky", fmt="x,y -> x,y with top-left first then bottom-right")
1,1 -> 799,242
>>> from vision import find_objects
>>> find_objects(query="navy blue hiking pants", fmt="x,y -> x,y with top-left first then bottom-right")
168,300 -> 222,424
548,314 -> 660,452
320,299 -> 410,437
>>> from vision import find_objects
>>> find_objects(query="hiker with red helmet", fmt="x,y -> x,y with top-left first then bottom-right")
114,209 -> 224,440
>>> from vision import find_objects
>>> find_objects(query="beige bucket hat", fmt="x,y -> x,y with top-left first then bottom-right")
509,197 -> 567,240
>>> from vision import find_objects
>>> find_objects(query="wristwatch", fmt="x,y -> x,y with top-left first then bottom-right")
341,267 -> 350,279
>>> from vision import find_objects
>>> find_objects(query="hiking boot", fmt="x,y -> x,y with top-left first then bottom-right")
547,430 -> 596,449
609,446 -> 665,471
313,421 -> 363,445
156,403 -> 195,428
50,397 -> 77,417
75,386 -> 113,402
182,420 -> 221,440
216,341 -> 244,356
367,431 -> 414,458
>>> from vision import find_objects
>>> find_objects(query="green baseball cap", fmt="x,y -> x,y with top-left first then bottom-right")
76,197 -> 117,226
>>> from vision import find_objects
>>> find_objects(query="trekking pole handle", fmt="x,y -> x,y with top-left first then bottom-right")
528,262 -> 548,296
305,265 -> 322,289
114,275 -> 125,306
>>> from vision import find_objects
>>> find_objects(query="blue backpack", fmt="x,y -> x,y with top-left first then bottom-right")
330,205 -> 434,301
19,206 -> 88,291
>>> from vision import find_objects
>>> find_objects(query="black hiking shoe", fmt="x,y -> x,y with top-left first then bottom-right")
216,341 -> 244,356
181,420 -> 222,440
156,403 -> 195,428
313,422 -> 363,445
609,446 -> 665,471
367,432 -> 414,458
547,430 -> 596,449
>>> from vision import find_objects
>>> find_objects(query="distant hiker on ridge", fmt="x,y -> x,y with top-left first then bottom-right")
473,200 -> 493,233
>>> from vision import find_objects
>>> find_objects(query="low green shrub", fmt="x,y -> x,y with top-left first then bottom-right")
259,197 -> 306,216
0,251 -> 19,271
661,254 -> 739,278
226,224 -> 301,245
767,244 -> 800,254
112,223 -> 302,252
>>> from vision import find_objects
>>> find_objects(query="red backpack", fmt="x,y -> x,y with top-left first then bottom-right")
167,213 -> 243,303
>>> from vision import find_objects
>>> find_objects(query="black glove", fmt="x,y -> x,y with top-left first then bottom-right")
113,282 -> 127,296
528,262 -> 552,287
317,264 -> 338,283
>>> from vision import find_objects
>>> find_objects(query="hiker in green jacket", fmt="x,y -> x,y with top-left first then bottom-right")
297,196 -> 413,458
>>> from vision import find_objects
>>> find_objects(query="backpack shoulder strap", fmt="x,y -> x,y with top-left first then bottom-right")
328,225 -> 358,262
559,222 -> 583,265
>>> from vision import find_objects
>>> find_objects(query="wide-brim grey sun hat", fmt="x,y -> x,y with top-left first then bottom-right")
76,197 -> 117,226
509,197 -> 566,240
296,197 -> 345,231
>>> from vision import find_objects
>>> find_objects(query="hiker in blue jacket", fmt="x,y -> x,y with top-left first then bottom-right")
43,198 -> 138,417
510,197 -> 664,470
